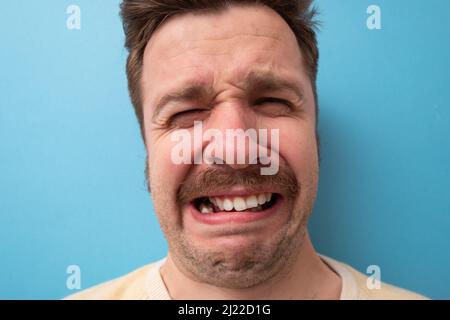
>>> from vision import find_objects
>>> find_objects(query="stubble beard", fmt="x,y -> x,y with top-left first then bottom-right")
152,170 -> 317,289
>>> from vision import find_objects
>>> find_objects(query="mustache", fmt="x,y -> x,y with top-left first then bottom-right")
177,164 -> 299,204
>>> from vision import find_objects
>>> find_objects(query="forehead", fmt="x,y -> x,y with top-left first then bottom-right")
142,4 -> 306,107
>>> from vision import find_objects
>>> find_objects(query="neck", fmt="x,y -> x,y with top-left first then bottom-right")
160,234 -> 342,300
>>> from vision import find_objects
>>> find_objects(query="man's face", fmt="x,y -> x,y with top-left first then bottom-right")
141,5 -> 319,288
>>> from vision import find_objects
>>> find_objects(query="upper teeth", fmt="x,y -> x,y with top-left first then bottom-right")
209,193 -> 273,212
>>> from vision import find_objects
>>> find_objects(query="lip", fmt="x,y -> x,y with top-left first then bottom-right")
188,194 -> 283,225
188,186 -> 278,200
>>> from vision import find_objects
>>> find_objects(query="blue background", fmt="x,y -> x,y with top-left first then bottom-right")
0,0 -> 449,299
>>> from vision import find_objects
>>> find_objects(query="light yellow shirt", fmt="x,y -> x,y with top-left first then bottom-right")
66,255 -> 428,300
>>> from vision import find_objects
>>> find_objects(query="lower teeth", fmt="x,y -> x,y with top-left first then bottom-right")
247,205 -> 263,212
198,203 -> 265,214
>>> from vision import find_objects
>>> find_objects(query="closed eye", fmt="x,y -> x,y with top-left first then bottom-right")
254,97 -> 291,106
173,108 -> 205,117
253,97 -> 293,116
168,108 -> 208,127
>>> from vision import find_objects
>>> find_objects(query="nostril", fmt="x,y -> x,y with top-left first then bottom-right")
225,163 -> 253,170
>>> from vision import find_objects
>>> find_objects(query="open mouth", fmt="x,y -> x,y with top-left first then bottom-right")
192,193 -> 279,214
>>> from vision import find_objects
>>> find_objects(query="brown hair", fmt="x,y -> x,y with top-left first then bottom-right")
120,0 -> 320,142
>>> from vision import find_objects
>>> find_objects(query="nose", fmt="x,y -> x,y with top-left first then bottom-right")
203,102 -> 258,170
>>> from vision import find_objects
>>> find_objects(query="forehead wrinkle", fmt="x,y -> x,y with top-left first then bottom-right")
152,32 -> 285,63
195,32 -> 282,43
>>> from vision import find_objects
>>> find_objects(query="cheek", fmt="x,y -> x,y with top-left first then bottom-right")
147,133 -> 191,200
276,120 -> 318,177
146,135 -> 192,230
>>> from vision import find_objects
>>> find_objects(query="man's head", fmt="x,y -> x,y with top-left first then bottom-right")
120,0 -> 320,288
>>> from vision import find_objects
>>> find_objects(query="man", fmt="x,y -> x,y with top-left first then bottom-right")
68,0 -> 426,299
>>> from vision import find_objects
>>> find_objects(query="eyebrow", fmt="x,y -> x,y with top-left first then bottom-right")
152,70 -> 304,122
